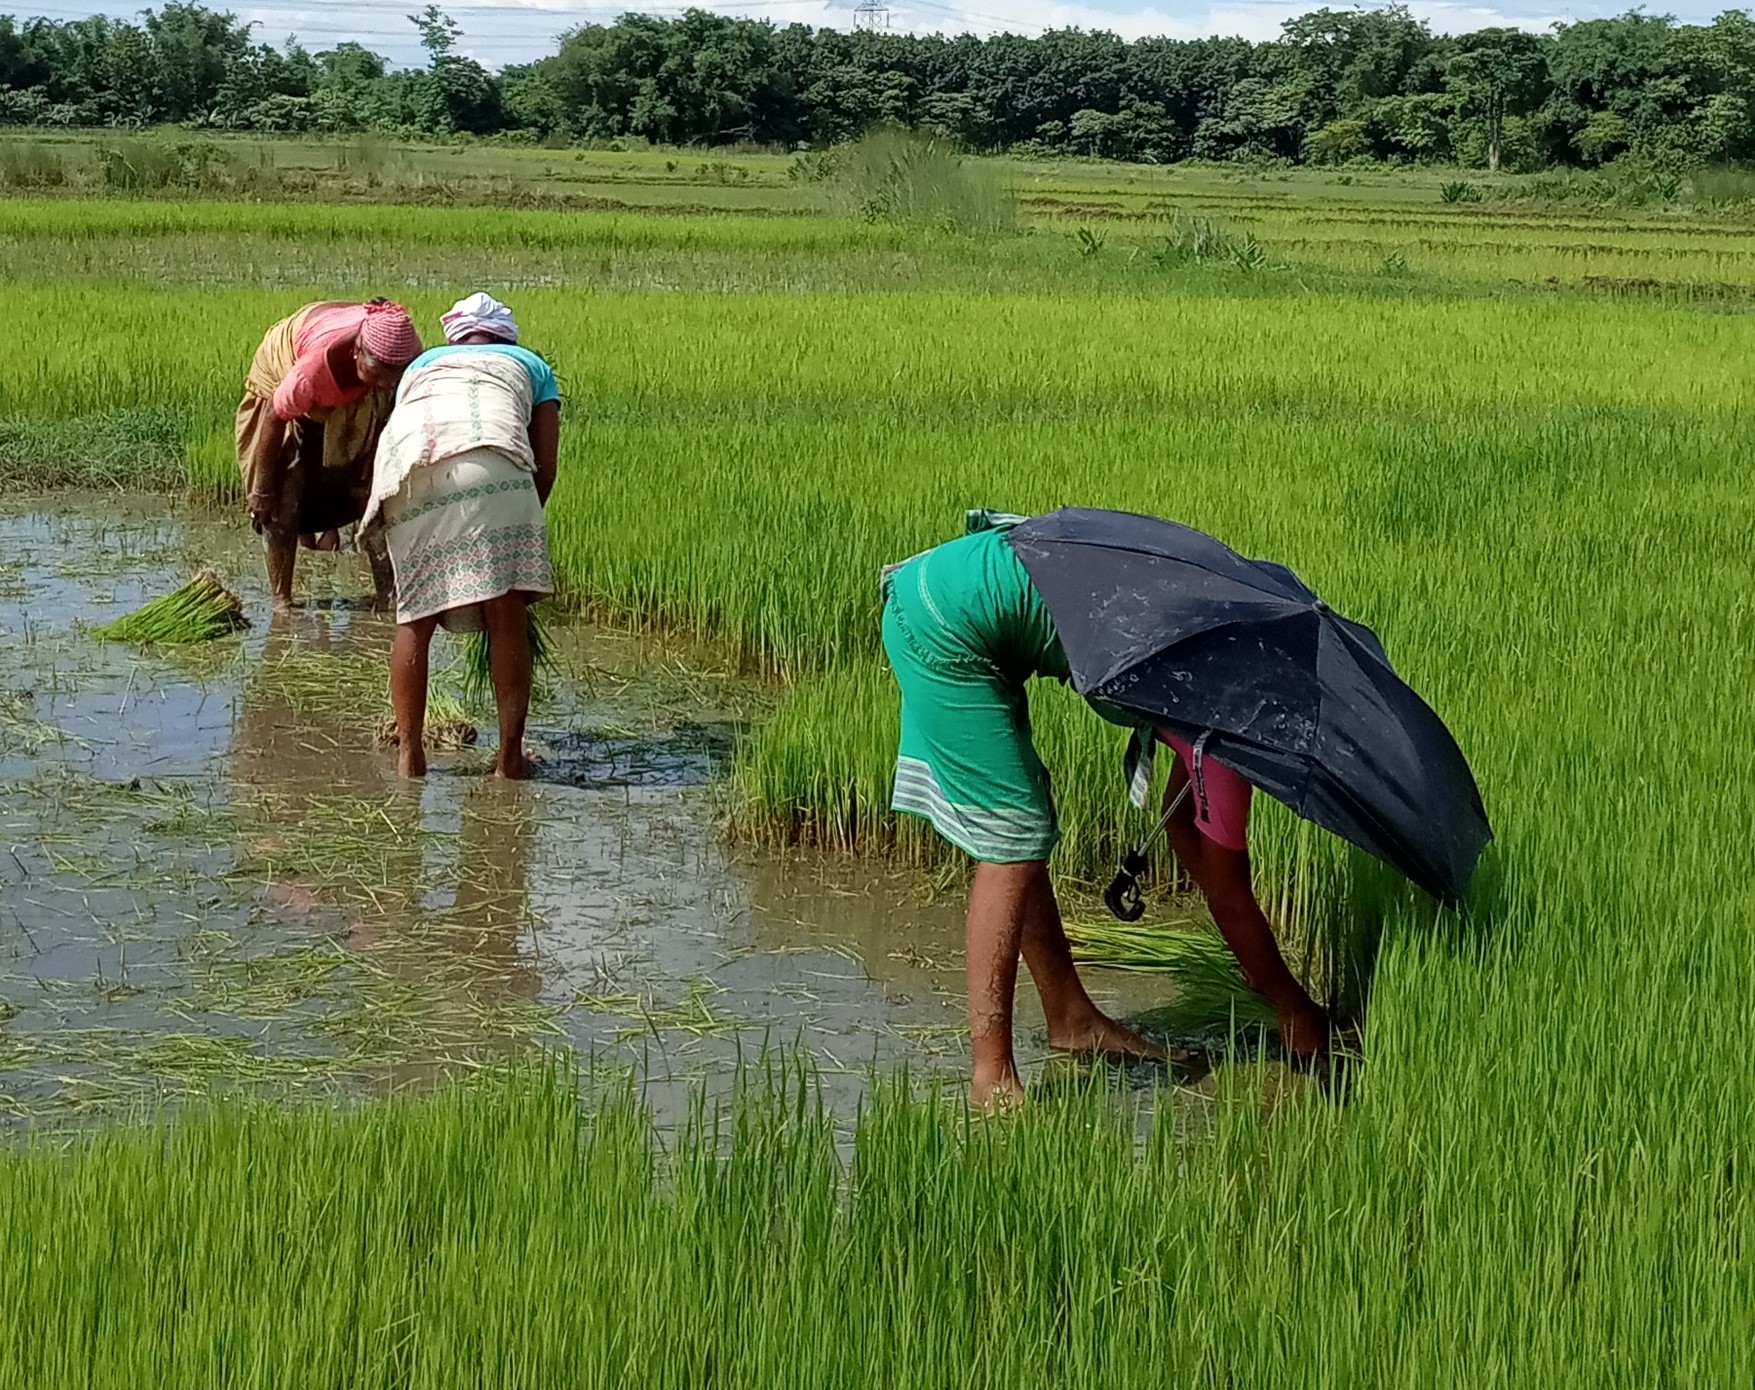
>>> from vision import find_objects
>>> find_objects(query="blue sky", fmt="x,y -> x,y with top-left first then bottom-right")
14,0 -> 1741,71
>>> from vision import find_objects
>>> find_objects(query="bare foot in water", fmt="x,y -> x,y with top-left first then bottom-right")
969,1062 -> 1027,1112
493,747 -> 539,780
397,744 -> 427,779
1048,1009 -> 1167,1063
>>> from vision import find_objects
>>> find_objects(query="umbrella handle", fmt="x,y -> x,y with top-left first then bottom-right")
1104,850 -> 1150,922
1103,782 -> 1192,923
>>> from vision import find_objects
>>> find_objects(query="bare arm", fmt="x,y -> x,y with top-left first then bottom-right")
528,400 -> 560,506
247,357 -> 317,531
1161,763 -> 1330,1055
247,412 -> 285,532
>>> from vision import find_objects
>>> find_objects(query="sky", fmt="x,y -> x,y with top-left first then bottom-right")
12,0 -> 1738,71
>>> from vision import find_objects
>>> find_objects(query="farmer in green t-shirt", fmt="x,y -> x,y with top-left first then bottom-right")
882,515 -> 1329,1107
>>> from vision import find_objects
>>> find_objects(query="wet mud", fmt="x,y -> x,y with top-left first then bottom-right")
0,497 -> 1267,1126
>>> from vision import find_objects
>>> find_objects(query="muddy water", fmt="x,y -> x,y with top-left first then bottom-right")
0,497 -> 1189,1123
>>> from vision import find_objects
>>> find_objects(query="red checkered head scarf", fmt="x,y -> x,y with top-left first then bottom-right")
358,301 -> 423,368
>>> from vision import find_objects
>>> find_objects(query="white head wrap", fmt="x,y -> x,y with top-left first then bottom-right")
441,292 -> 519,345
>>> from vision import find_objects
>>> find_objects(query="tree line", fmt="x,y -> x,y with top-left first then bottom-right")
6,2 -> 1755,171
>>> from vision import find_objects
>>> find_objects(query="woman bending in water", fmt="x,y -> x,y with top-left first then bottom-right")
362,293 -> 561,780
882,517 -> 1331,1107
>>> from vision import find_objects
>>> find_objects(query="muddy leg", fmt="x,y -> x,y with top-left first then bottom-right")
390,614 -> 441,778
483,593 -> 533,780
1017,862 -> 1165,1063
263,460 -> 303,614
264,530 -> 297,612
965,860 -> 1034,1109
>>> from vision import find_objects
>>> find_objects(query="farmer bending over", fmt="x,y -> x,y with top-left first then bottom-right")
361,293 -> 559,781
236,299 -> 423,612
882,519 -> 1329,1108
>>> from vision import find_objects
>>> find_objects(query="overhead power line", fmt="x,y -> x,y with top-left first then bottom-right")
888,0 -> 1045,35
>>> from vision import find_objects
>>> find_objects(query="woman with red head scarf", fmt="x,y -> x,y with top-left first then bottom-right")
235,299 -> 424,613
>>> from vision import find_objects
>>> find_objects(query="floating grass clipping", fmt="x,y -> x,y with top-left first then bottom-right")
92,570 -> 247,644
459,605 -> 553,705
376,689 -> 478,751
1064,919 -> 1278,1040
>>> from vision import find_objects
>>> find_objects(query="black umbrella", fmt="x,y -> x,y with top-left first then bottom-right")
1004,508 -> 1491,910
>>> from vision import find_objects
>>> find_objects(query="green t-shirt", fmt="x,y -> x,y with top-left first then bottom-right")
884,509 -> 1154,806
900,525 -> 1069,685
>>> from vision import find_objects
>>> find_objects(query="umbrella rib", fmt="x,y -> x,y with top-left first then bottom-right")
1013,534 -> 1252,585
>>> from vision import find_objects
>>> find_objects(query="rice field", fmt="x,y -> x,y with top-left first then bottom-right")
1,165 -> 1752,1380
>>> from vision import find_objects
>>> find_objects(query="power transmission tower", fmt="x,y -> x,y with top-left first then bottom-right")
853,0 -> 890,31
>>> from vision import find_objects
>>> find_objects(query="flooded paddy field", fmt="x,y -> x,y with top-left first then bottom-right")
0,495 -> 1201,1125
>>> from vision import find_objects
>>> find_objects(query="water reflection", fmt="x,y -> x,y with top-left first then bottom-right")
1,497 -> 1208,1123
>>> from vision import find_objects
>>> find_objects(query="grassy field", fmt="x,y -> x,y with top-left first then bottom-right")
1,158 -> 1752,1379
10,128 -> 1755,289
3,1059 -> 1749,1388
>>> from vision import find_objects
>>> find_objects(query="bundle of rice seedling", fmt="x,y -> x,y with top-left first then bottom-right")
1064,919 -> 1277,1040
459,606 -> 554,705
93,570 -> 247,644
376,690 -> 478,751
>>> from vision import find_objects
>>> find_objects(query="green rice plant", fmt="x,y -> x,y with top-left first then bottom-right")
1683,164 -> 1755,209
0,405 -> 190,492
1064,919 -> 1278,1039
459,605 -> 554,705
0,139 -> 71,190
1231,231 -> 1269,271
96,138 -> 235,194
92,571 -> 247,644
3,1054 -> 1751,1384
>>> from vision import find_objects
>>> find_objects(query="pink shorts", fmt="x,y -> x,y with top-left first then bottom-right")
1158,731 -> 1252,852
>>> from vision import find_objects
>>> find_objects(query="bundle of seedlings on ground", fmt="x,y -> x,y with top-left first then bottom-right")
92,570 -> 247,644
377,689 -> 477,751
460,606 -> 553,705
1064,919 -> 1277,1039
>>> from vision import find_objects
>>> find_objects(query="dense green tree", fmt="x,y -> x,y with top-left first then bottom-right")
1282,6 -> 1436,128
1445,27 -> 1547,170
8,3 -> 1755,173
499,62 -> 565,139
144,3 -> 247,119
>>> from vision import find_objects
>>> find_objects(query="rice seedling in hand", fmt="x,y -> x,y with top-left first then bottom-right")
92,570 -> 247,644
460,605 -> 553,706
1065,919 -> 1278,1040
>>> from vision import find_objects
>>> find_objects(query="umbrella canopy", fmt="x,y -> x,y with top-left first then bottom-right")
1005,508 -> 1491,903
